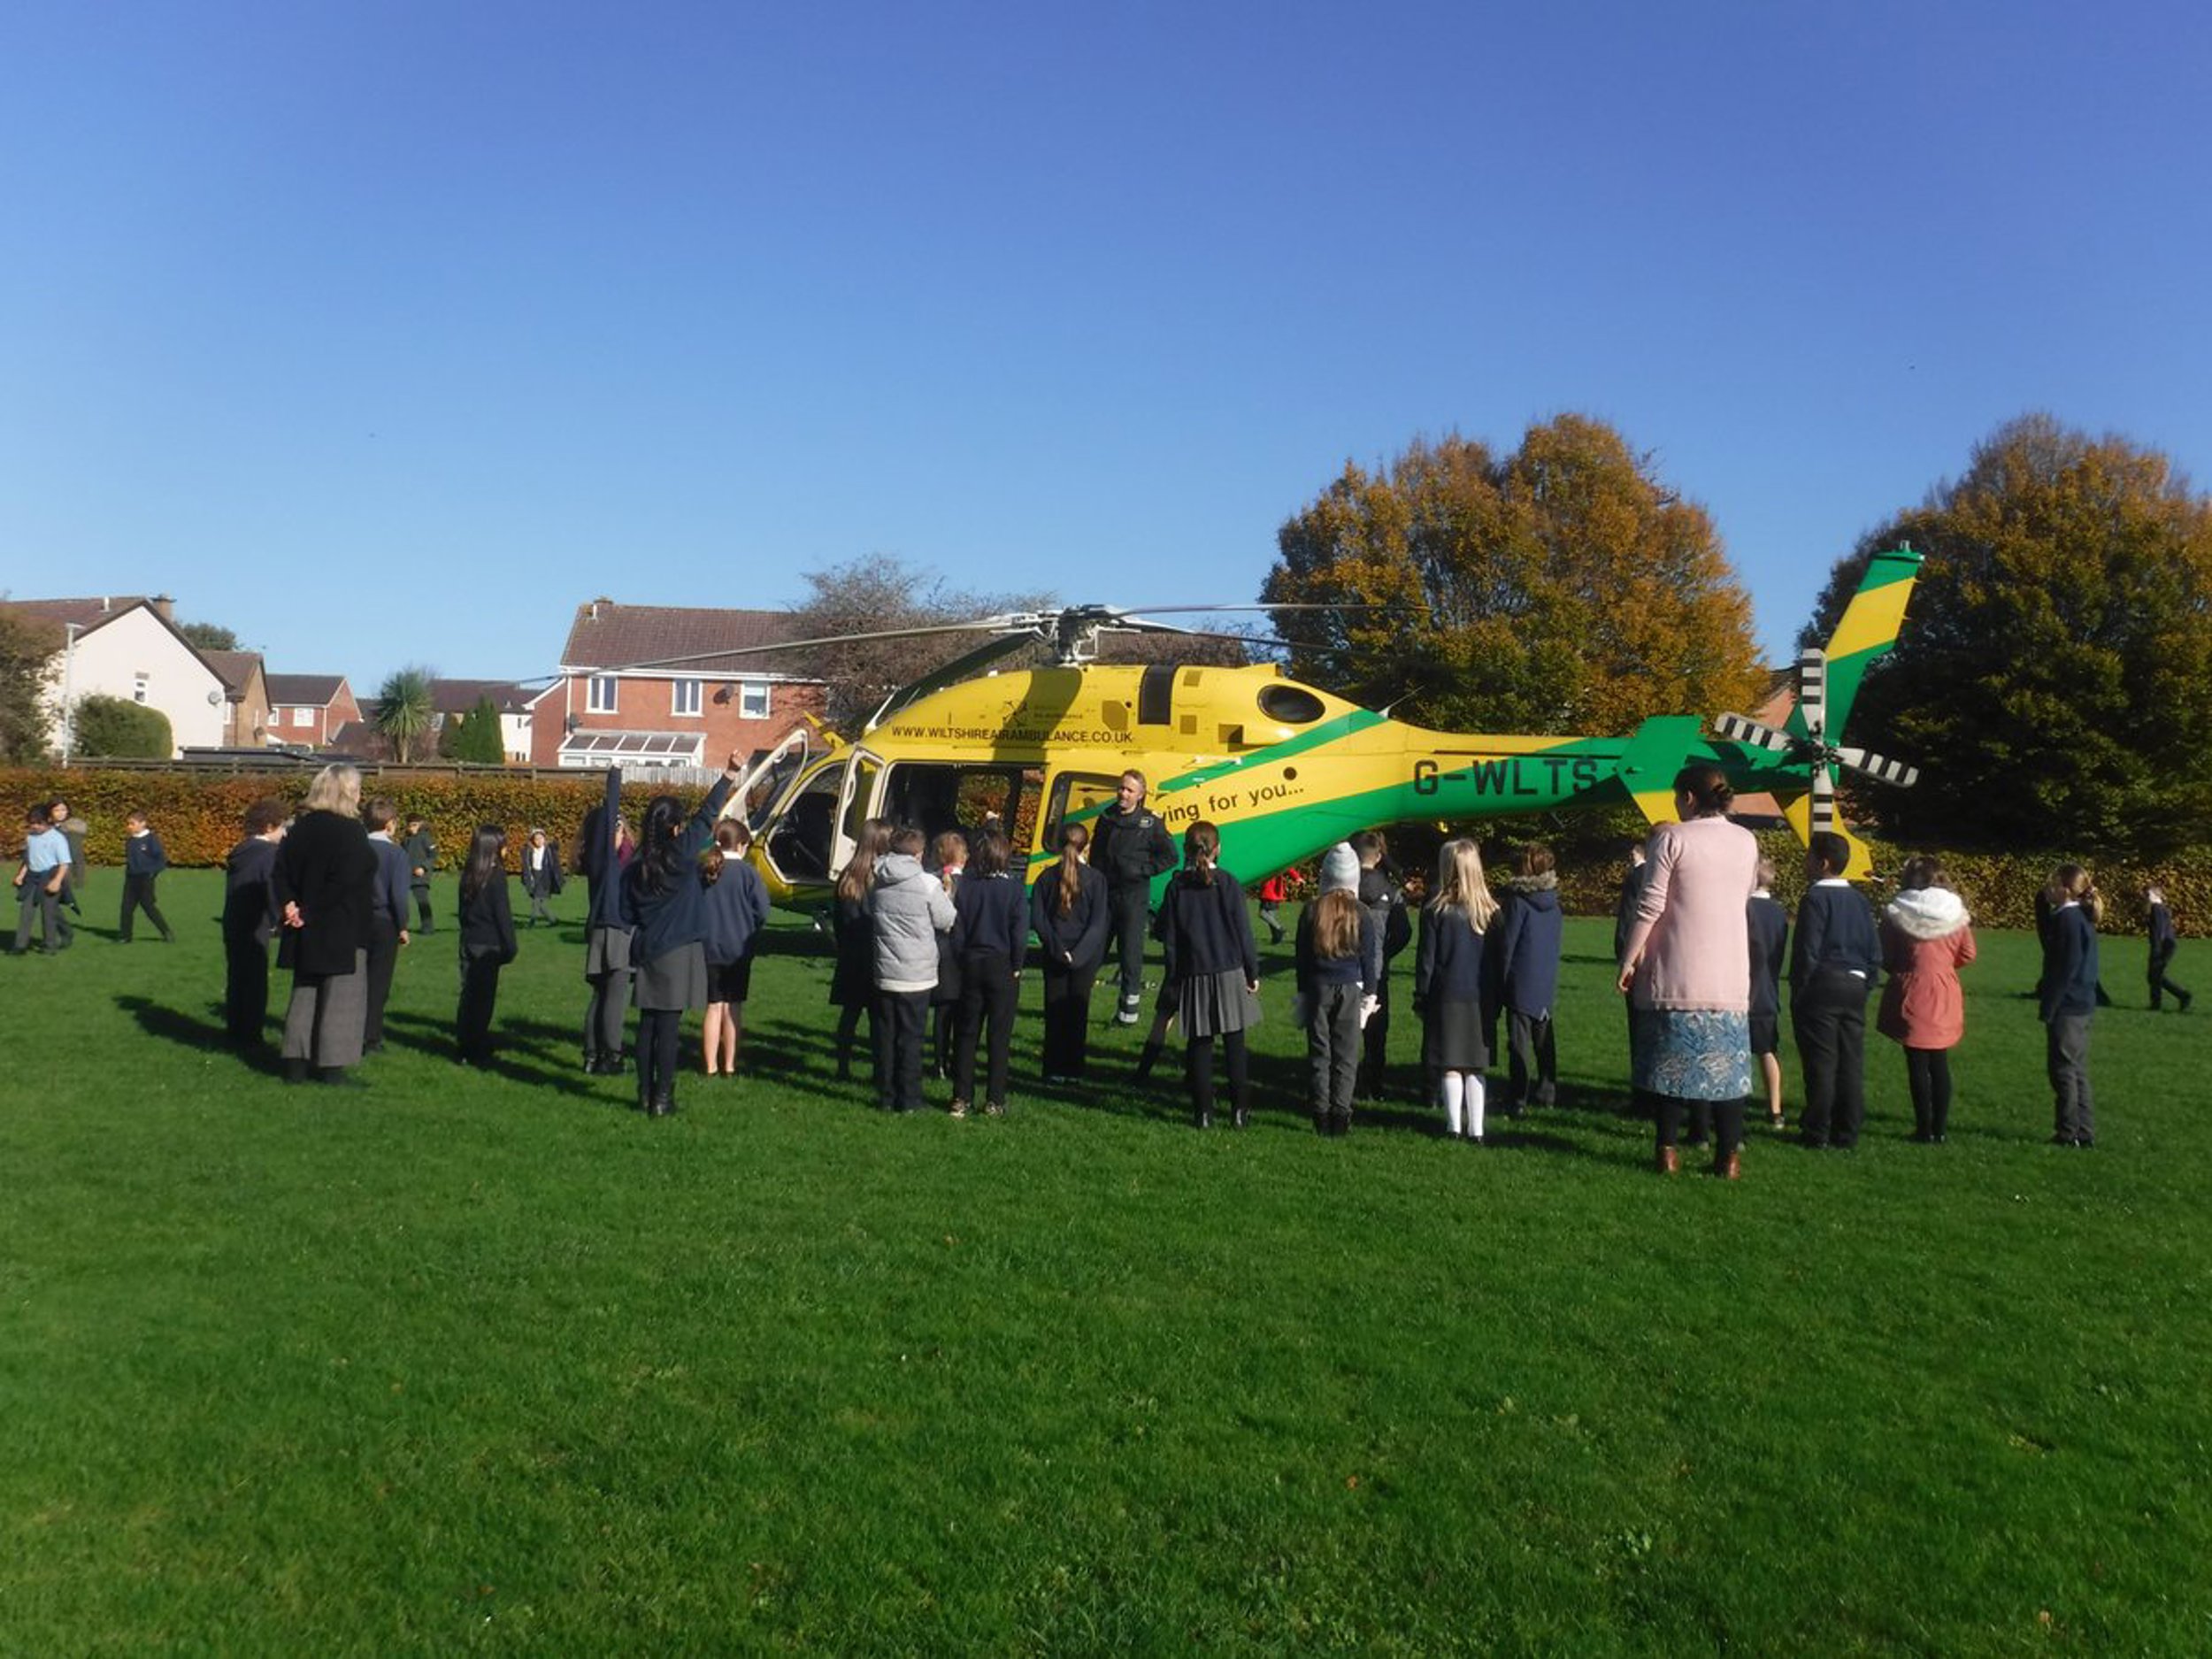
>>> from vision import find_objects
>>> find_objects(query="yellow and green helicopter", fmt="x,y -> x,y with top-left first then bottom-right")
666,546 -> 1922,907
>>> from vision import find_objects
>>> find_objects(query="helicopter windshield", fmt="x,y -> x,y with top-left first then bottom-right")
742,730 -> 813,834
883,762 -> 1042,855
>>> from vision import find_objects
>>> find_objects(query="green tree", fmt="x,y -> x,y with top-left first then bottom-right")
1263,418 -> 1764,735
1802,413 -> 2212,856
448,695 -> 508,764
373,666 -> 437,764
179,620 -> 241,652
0,607 -> 61,763
72,693 -> 173,758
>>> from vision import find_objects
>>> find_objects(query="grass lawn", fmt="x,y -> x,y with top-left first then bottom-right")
4,870 -> 2208,1654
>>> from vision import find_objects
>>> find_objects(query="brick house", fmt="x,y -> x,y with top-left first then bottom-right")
202,649 -> 273,748
533,601 -> 827,777
264,674 -> 363,749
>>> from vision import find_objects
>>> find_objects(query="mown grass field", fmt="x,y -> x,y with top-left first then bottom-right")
4,869 -> 2208,1654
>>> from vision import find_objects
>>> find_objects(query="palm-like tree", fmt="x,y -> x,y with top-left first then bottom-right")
373,665 -> 436,764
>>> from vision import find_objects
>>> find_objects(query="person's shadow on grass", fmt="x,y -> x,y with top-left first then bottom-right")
115,994 -> 287,1076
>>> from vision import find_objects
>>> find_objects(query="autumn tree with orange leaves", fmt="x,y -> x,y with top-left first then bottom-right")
1263,418 -> 1763,738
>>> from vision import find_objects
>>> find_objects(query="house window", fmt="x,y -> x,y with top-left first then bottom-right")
133,674 -> 150,705
672,678 -> 703,717
291,706 -> 313,728
740,681 -> 771,719
587,675 -> 618,714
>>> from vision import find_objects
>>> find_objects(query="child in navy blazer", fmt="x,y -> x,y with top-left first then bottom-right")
2039,864 -> 2101,1147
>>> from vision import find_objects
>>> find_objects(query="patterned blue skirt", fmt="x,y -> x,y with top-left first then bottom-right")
1632,1008 -> 1752,1101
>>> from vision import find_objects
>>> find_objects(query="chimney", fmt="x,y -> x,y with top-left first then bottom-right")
150,594 -> 175,621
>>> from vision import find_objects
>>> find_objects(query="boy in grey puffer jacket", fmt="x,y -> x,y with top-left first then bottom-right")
868,827 -> 956,1111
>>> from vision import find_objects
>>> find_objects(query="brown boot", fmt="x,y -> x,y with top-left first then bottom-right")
1719,1149 -> 1742,1180
1657,1145 -> 1681,1175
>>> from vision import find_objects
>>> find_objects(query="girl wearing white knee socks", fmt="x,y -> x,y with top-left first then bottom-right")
1416,839 -> 1498,1143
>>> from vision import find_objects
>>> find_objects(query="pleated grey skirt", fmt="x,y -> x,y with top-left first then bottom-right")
1179,966 -> 1262,1038
634,940 -> 709,1012
584,924 -> 634,978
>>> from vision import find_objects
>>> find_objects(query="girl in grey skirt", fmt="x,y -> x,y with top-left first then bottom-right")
621,754 -> 741,1117
1156,820 -> 1261,1129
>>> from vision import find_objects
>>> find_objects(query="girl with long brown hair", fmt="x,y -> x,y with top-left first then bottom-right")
1296,843 -> 1378,1135
1156,819 -> 1262,1128
829,818 -> 894,1082
1029,819 -> 1109,1083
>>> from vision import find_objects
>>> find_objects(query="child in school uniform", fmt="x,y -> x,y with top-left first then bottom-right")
455,825 -> 518,1067
928,831 -> 968,1080
1155,820 -> 1262,1129
1877,856 -> 1977,1143
2146,885 -> 2191,1012
119,810 -> 176,943
949,824 -> 1026,1118
519,827 -> 564,926
362,800 -> 412,1054
2039,864 -> 2101,1148
1747,857 -> 1789,1128
1494,842 -> 1563,1113
624,756 -> 743,1116
1354,833 -> 1412,1101
1790,831 -> 1881,1149
700,819 -> 771,1079
1030,822 -> 1110,1084
1296,842 -> 1377,1135
829,819 -> 892,1084
1415,838 -> 1498,1143
221,799 -> 287,1046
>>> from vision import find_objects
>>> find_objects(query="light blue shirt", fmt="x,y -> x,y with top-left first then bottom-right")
23,825 -> 68,873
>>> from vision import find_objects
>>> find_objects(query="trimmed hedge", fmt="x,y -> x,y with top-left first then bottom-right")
0,767 -> 697,873
4,766 -> 2205,936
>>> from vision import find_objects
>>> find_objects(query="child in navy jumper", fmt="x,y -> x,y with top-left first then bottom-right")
1494,842 -> 1563,1113
1415,838 -> 1499,1143
1296,843 -> 1378,1135
2039,864 -> 2102,1146
1747,856 -> 1789,1126
1156,820 -> 1261,1129
1790,832 -> 1880,1149
455,825 -> 518,1067
119,810 -> 175,943
949,824 -> 1026,1118
2146,885 -> 2191,1013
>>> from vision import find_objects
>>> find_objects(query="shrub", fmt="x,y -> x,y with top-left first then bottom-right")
71,695 -> 173,759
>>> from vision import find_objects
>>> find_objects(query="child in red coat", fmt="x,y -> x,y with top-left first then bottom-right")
1875,856 -> 1977,1142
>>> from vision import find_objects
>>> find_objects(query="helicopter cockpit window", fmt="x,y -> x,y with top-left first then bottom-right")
1043,772 -> 1122,853
1256,683 -> 1326,726
764,766 -> 840,882
883,763 -> 1041,856
743,734 -> 812,833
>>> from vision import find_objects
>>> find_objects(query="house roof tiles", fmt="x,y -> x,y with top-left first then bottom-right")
559,602 -> 822,680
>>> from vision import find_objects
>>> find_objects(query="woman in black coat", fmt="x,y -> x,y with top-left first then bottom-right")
273,764 -> 380,1086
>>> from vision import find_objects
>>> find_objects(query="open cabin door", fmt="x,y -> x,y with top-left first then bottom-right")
830,747 -> 886,878
757,742 -> 880,893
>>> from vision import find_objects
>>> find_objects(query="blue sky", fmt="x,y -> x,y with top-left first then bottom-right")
4,1 -> 2207,703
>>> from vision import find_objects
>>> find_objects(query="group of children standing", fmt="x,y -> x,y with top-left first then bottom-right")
17,773 -> 2191,1157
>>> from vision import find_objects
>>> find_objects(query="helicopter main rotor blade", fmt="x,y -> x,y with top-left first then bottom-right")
615,614 -> 1051,674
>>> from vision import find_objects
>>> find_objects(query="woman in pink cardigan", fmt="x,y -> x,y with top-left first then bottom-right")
1876,856 -> 1977,1143
1617,764 -> 1761,1178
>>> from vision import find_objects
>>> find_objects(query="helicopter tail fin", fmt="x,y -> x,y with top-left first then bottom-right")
1790,543 -> 1923,741
1617,715 -> 1708,826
